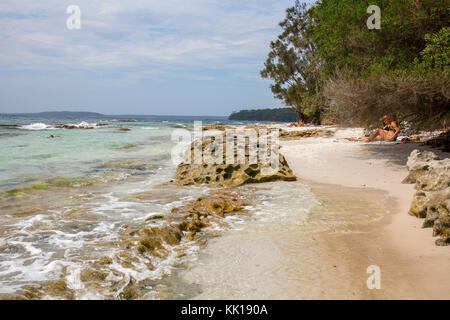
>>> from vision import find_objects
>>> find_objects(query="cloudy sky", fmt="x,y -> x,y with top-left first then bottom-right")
0,0 -> 313,115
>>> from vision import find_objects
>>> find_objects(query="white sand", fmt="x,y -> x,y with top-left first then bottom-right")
280,126 -> 450,299
180,126 -> 450,299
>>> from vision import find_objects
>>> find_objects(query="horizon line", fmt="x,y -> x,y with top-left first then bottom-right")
0,111 -> 230,118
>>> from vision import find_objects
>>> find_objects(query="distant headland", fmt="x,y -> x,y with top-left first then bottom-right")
228,108 -> 296,122
0,111 -> 227,121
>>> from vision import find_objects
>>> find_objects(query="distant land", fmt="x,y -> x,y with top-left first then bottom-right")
0,111 -> 227,121
228,108 -> 297,122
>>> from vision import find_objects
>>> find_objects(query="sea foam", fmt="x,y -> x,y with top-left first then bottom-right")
19,123 -> 53,130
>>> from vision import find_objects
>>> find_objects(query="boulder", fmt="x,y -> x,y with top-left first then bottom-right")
402,149 -> 440,184
404,149 -> 450,246
172,133 -> 296,187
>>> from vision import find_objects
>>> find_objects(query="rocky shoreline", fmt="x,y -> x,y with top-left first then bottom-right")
171,128 -> 298,187
1,190 -> 251,300
403,149 -> 450,246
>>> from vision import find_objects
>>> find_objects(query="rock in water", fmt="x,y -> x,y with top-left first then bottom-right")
172,133 -> 296,187
403,149 -> 450,246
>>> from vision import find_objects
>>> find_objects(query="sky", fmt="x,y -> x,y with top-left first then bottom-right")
0,0 -> 314,116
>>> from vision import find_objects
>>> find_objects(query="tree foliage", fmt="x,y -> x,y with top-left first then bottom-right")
229,108 -> 297,122
311,0 -> 449,77
262,0 -> 449,129
260,1 -> 323,123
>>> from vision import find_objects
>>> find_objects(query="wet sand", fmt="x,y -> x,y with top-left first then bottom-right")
176,127 -> 450,299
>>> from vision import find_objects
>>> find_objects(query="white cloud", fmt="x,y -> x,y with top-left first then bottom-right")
0,0 -> 297,80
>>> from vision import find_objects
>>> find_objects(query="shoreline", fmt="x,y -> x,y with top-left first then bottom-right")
0,122 -> 448,299
282,127 -> 450,298
176,126 -> 450,299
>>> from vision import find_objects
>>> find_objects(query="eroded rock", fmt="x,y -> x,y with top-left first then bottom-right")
172,133 -> 296,187
402,149 -> 440,184
404,149 -> 450,246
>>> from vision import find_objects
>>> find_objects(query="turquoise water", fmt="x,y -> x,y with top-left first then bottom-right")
0,115 -> 318,299
0,117 -> 188,190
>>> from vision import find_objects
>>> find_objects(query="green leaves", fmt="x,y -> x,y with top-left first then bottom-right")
416,27 -> 450,73
261,1 -> 323,122
311,0 -> 449,78
261,0 -> 449,128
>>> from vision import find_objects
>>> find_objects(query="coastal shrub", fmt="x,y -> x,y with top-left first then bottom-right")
311,0 -> 449,78
261,0 -> 449,129
229,108 -> 297,122
310,0 -> 449,129
411,27 -> 450,75
324,71 -> 450,130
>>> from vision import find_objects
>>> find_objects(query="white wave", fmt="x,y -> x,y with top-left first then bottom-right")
77,121 -> 91,127
19,123 -> 54,130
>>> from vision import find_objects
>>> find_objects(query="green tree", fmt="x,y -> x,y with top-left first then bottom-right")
311,0 -> 450,129
413,27 -> 450,74
260,1 -> 323,123
311,0 -> 449,78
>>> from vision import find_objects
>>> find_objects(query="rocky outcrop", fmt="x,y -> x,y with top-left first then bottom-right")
402,150 -> 440,184
55,124 -> 94,129
172,133 -> 296,187
403,149 -> 450,246
110,119 -> 137,122
10,190 -> 250,299
202,123 -> 232,131
174,155 -> 296,187
279,129 -> 334,140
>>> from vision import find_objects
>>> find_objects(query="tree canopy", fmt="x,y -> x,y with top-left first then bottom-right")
261,0 -> 449,129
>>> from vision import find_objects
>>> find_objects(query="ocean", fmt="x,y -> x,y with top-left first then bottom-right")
0,114 -> 318,299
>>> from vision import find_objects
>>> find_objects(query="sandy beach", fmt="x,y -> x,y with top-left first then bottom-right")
178,126 -> 450,299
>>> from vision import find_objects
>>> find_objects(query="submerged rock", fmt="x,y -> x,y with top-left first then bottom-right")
99,159 -> 155,172
403,149 -> 450,246
113,144 -> 141,151
110,119 -> 137,122
20,280 -> 76,300
55,122 -> 95,129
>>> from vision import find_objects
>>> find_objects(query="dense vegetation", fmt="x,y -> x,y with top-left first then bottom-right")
261,0 -> 449,129
228,108 -> 297,122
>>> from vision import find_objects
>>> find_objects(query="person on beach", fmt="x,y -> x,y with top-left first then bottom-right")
288,118 -> 305,127
347,114 -> 400,142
